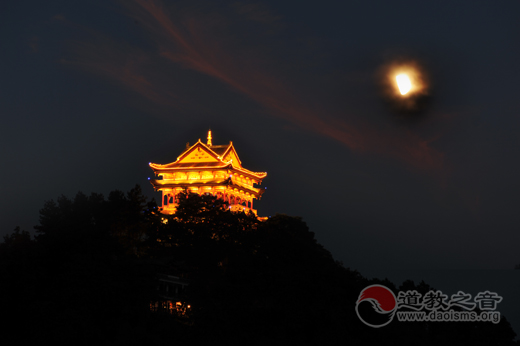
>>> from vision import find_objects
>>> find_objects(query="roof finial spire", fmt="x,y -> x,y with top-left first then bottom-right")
207,129 -> 212,146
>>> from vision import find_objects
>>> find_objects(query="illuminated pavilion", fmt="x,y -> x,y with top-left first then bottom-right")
149,131 -> 267,216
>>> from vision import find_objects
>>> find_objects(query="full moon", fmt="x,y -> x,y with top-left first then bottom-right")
377,58 -> 431,115
396,74 -> 411,95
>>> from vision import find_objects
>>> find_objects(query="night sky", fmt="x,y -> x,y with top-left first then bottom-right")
2,0 -> 520,334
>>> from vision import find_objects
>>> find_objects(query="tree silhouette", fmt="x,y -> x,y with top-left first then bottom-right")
1,186 -> 518,345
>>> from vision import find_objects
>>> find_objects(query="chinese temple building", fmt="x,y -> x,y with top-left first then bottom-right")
149,131 -> 267,216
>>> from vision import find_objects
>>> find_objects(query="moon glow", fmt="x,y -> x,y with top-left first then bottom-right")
377,59 -> 431,115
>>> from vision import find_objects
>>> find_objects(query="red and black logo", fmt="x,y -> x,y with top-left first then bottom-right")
355,285 -> 397,328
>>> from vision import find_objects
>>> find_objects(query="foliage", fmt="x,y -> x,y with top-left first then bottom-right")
0,186 -> 518,345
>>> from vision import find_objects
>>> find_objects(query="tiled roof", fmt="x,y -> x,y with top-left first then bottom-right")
208,144 -> 231,156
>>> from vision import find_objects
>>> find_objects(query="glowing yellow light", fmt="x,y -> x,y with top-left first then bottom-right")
396,74 -> 412,95
149,131 -> 267,217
